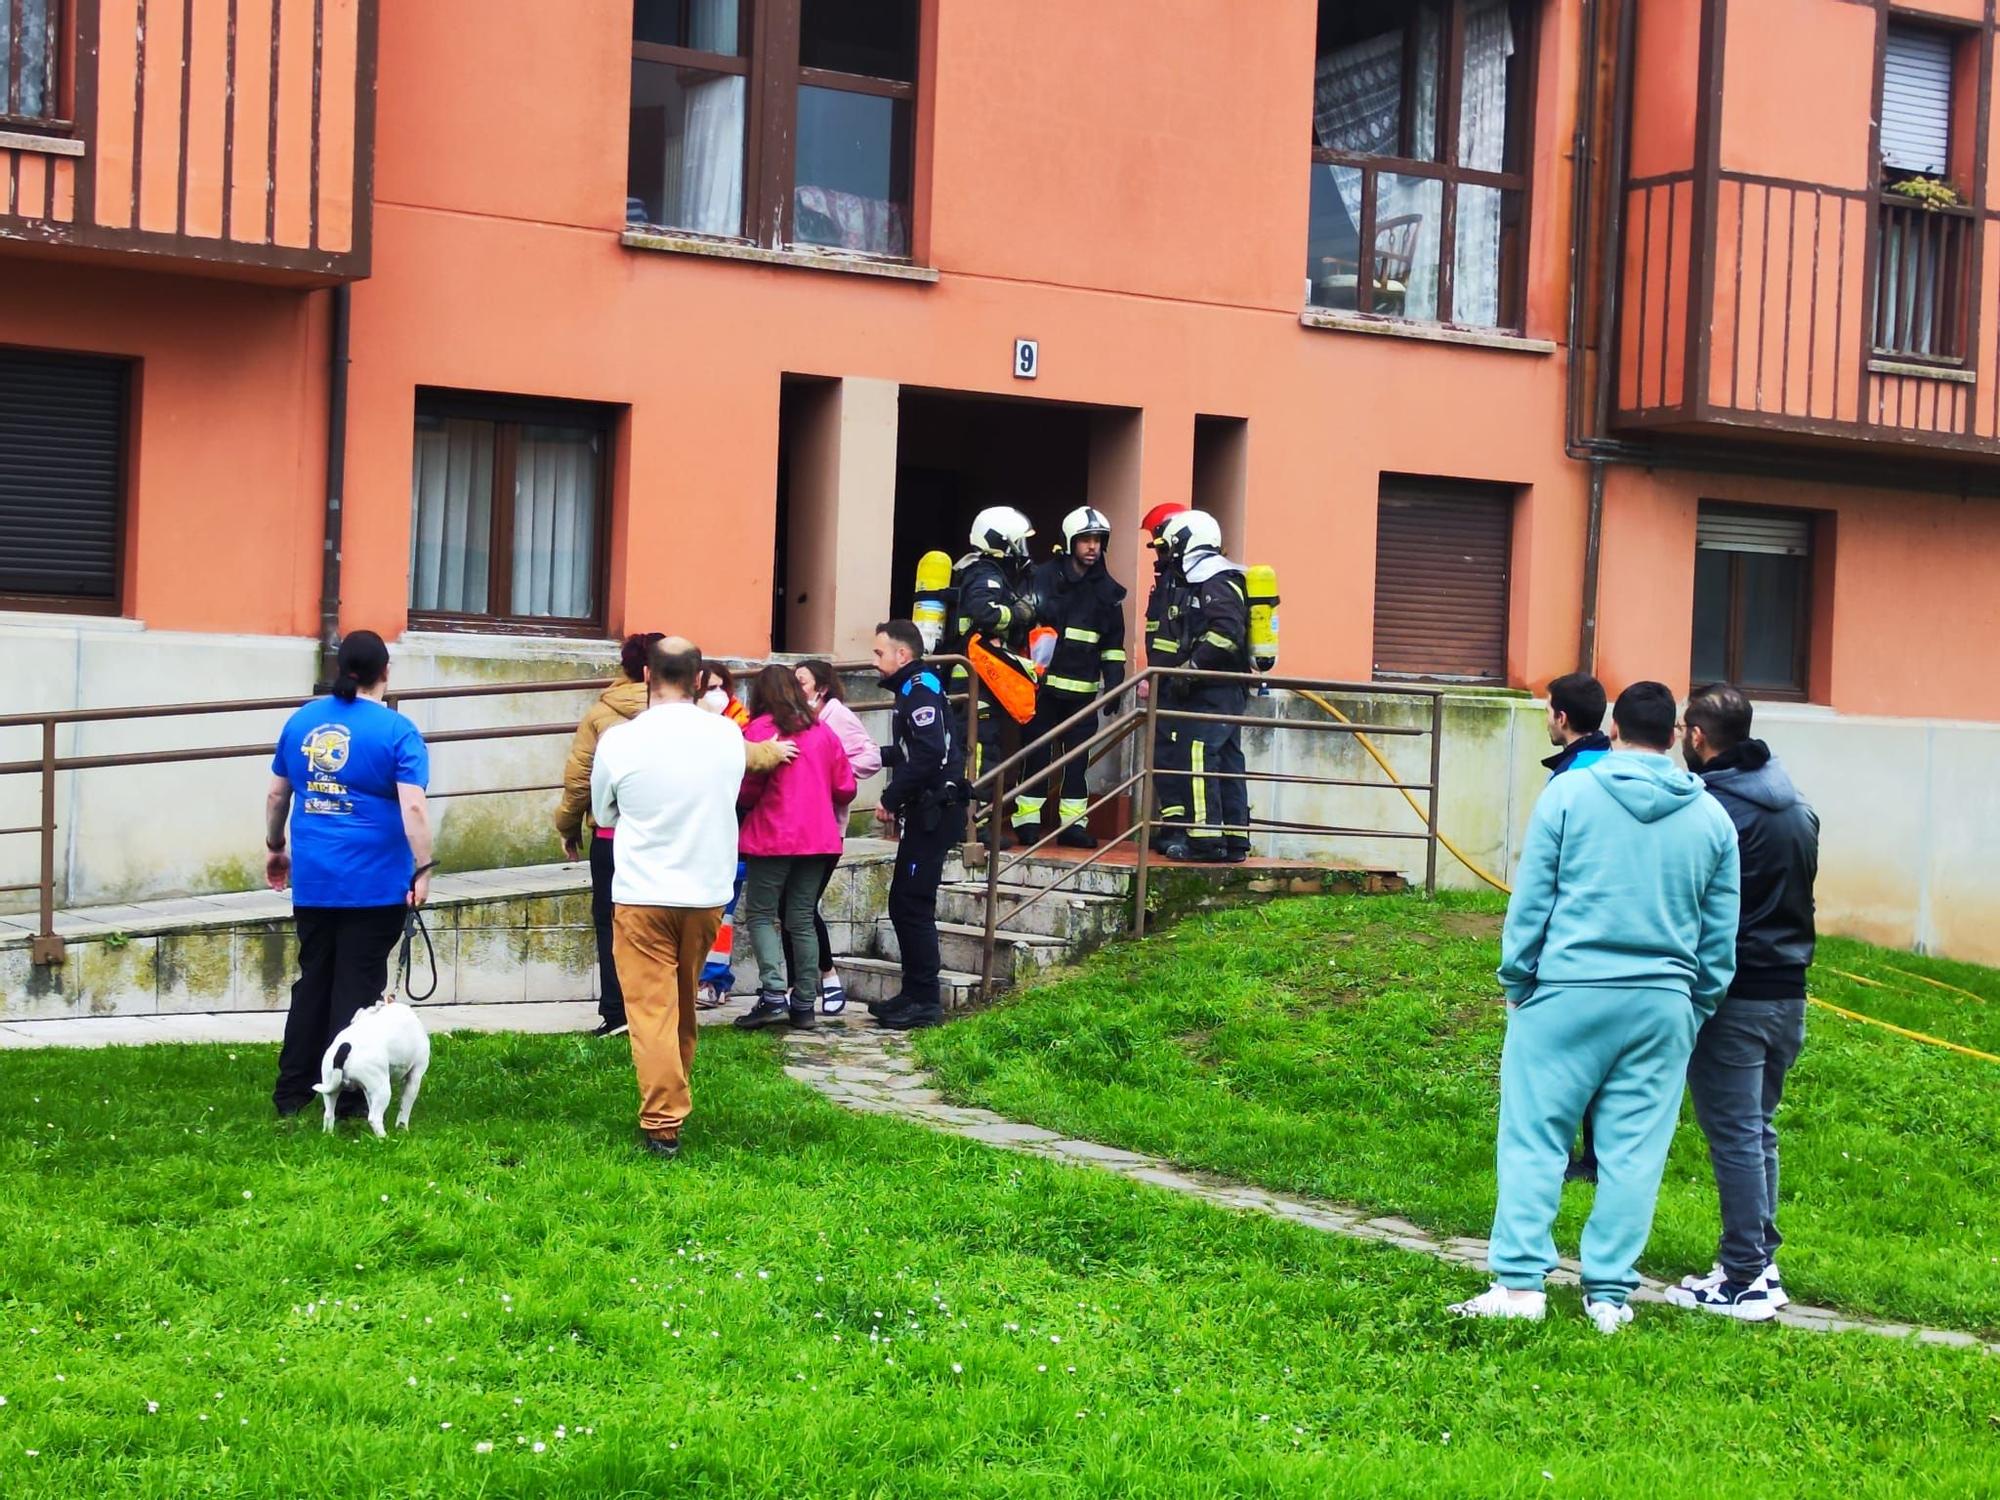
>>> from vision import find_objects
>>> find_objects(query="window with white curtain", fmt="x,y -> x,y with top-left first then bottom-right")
408,395 -> 609,632
1307,0 -> 1533,330
625,0 -> 918,258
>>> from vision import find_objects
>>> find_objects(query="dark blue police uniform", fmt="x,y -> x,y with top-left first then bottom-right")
877,659 -> 967,1023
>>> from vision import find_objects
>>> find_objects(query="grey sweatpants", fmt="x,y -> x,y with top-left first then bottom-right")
1686,996 -> 1807,1282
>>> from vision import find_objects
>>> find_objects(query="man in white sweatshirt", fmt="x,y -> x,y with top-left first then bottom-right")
590,635 -> 750,1159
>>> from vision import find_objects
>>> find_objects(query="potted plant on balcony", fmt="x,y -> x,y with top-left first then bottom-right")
1886,176 -> 1964,210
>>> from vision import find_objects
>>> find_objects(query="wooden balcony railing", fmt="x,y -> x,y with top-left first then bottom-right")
1872,197 -> 1974,366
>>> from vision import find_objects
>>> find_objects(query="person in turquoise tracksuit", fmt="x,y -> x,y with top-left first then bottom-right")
1452,681 -> 1740,1335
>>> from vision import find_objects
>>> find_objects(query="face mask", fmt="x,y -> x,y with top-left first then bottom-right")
700,688 -> 728,714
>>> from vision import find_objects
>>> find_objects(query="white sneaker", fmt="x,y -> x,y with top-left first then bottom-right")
1678,1262 -> 1726,1293
1760,1262 -> 1790,1310
1448,1284 -> 1547,1321
1584,1298 -> 1633,1335
1663,1276 -> 1778,1322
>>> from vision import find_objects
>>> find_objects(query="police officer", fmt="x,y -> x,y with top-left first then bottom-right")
1012,506 -> 1127,848
1154,510 -> 1251,864
869,619 -> 967,1031
1139,501 -> 1190,848
945,505 -> 1037,842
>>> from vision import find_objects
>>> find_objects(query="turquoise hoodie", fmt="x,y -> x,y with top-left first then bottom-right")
1498,751 -> 1742,1011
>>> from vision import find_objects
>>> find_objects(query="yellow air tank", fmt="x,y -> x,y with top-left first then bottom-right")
1247,563 -> 1280,674
912,550 -> 954,653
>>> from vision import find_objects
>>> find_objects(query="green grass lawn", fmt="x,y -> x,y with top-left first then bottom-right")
920,892 -> 2000,1337
2,1026 -> 1997,1496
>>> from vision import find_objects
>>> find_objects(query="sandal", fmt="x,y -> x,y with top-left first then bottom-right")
819,978 -> 848,1015
695,982 -> 731,1010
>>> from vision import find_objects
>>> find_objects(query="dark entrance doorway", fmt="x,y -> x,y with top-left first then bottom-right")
888,390 -> 1095,620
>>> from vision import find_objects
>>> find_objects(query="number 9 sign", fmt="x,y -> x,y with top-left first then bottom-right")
1014,338 -> 1039,380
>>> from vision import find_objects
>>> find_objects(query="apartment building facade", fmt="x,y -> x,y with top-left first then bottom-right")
1,0 -> 1997,952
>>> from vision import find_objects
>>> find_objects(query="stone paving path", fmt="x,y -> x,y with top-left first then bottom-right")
780,1016 -> 1996,1352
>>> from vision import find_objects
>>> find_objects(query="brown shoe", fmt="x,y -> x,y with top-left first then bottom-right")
640,1131 -> 681,1160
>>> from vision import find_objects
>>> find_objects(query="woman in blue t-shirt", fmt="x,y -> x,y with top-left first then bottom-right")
264,630 -> 433,1118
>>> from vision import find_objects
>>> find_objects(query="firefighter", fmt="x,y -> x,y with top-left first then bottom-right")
1154,510 -> 1251,864
1012,506 -> 1127,848
944,505 -> 1037,842
1139,501 -> 1190,848
869,620 -> 967,1031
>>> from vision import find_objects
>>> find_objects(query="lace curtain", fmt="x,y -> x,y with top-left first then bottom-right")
1454,0 -> 1517,326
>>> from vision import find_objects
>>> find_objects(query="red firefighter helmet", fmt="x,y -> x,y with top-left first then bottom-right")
1141,502 -> 1190,547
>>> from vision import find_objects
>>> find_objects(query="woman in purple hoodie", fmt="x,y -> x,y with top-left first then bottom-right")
733,665 -> 857,1030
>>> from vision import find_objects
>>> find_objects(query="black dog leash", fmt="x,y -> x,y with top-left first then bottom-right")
399,861 -> 440,1003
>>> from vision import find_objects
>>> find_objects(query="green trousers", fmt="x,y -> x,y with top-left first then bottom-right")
1489,984 -> 1703,1303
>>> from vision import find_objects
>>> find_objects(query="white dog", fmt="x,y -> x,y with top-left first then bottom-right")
315,1001 -> 431,1137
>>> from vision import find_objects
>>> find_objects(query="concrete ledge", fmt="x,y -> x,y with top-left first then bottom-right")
0,129 -> 85,157
1299,308 -> 1556,354
1866,357 -> 1976,384
621,230 -> 940,283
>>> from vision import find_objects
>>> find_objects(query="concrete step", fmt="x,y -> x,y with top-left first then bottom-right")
834,955 -> 984,1013
936,881 -> 1127,943
961,850 -> 1135,898
874,917 -> 1068,984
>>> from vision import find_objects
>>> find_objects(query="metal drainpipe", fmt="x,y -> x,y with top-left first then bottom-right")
1564,0 -> 1636,673
317,284 -> 352,693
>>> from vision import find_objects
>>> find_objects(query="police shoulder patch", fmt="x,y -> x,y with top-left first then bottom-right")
911,705 -> 938,728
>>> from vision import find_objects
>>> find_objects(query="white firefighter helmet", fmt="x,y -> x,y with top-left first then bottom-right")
1061,505 -> 1112,551
1160,508 -> 1223,567
969,505 -> 1035,560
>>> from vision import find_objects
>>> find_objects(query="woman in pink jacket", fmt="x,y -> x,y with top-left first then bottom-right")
733,665 -> 858,1031
794,660 -> 882,1013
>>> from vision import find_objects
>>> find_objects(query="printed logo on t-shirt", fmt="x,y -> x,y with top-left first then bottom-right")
303,724 -> 352,774
301,723 -> 355,815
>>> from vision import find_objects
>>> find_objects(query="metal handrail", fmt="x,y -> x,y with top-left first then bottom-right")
969,667 -> 1447,1001
0,651 -> 980,965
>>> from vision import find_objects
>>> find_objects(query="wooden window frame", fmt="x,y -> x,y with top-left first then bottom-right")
1690,505 -> 1813,704
1309,0 -> 1537,331
0,345 -> 130,618
628,0 -> 919,258
0,0 -> 70,132
406,391 -> 615,639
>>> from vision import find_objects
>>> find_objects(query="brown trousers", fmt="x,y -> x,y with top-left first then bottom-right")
612,903 -> 723,1137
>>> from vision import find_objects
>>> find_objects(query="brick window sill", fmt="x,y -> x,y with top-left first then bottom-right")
621,230 -> 940,283
1300,308 -> 1555,354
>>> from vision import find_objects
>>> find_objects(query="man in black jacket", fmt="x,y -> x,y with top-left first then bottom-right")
1666,683 -> 1820,1321
1013,506 -> 1127,848
869,621 -> 967,1032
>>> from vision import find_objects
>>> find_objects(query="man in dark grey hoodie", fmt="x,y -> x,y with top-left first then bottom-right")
1667,683 -> 1820,1322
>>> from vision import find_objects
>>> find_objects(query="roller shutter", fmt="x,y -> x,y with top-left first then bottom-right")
1696,505 -> 1810,556
0,350 -> 127,608
1372,479 -> 1512,683
1881,26 -> 1952,177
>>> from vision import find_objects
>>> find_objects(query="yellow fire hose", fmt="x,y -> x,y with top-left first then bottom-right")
1294,688 -> 1998,1065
